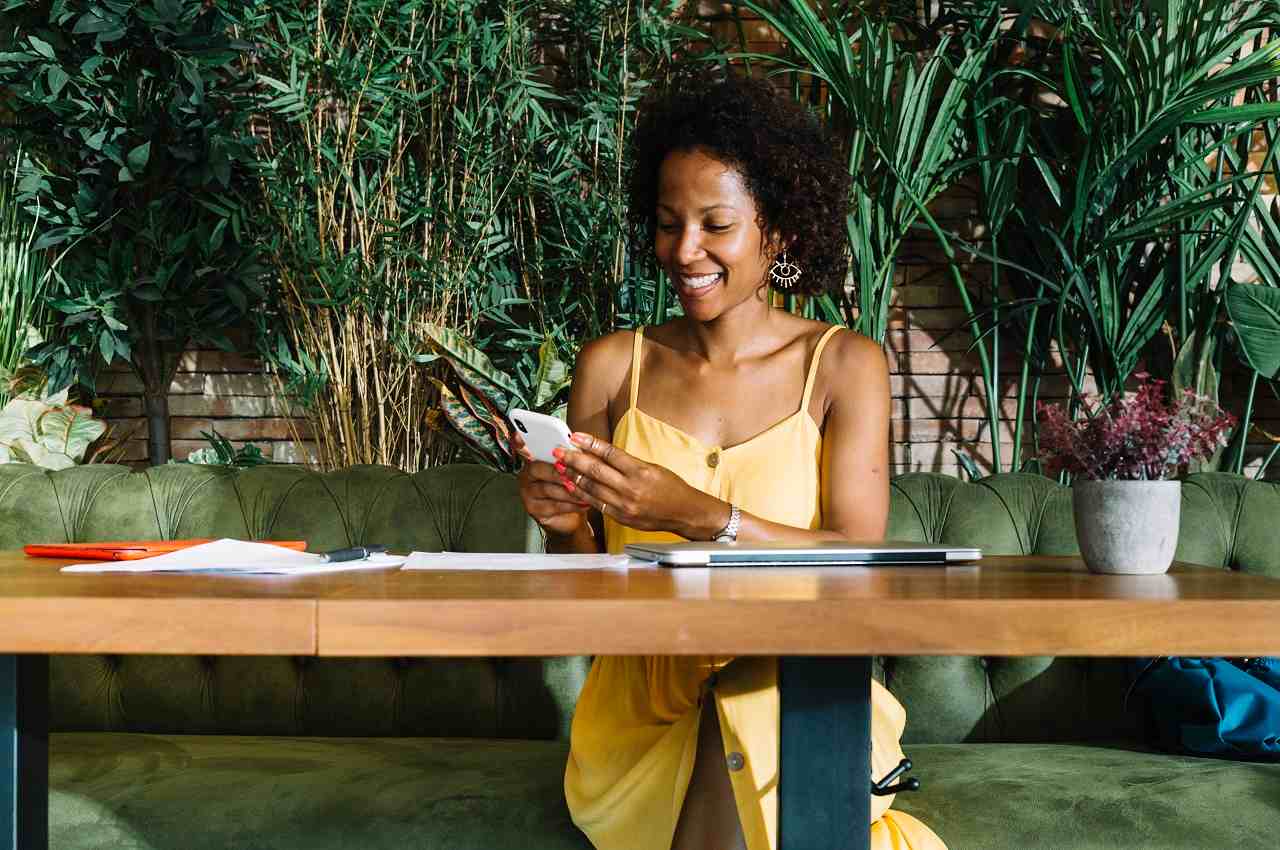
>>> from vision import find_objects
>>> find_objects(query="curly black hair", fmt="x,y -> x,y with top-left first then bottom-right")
627,68 -> 852,297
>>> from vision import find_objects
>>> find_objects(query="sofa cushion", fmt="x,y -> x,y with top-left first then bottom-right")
883,656 -> 1143,746
48,655 -> 591,741
52,734 -> 1280,849
895,743 -> 1280,849
51,733 -> 592,850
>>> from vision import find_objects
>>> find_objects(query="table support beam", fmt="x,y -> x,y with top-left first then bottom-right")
2,655 -> 47,850
779,656 -> 871,850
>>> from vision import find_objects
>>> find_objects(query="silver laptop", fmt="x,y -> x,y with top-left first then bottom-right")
624,540 -> 981,567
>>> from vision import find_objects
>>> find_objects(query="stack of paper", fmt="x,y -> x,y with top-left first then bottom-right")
61,539 -> 406,575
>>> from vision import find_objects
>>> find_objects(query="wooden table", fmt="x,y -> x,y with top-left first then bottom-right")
6,552 -> 1280,850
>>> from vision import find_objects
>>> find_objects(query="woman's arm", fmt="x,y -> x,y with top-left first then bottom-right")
810,331 -> 892,540
561,330 -> 892,543
543,332 -> 632,554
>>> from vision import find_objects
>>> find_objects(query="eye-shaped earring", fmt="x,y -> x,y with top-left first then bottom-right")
769,251 -> 802,290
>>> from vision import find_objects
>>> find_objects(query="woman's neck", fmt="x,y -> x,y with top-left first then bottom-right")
678,291 -> 784,365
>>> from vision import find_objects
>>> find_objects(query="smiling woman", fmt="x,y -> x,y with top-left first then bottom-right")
512,70 -> 943,850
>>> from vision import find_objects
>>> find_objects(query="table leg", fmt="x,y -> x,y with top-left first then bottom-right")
779,656 -> 871,850
2,655 -> 47,850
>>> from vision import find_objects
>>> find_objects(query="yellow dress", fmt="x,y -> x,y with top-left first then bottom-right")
563,325 -> 946,850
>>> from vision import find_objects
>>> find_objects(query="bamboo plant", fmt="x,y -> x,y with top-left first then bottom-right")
0,153 -> 51,409
248,0 -> 701,470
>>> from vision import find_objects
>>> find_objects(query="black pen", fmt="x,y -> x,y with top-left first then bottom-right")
319,545 -> 388,563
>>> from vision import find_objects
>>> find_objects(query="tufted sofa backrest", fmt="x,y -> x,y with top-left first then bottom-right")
2,464 -> 1276,744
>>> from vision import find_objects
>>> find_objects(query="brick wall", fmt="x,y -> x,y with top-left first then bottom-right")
96,4 -> 1278,479
97,339 -> 317,466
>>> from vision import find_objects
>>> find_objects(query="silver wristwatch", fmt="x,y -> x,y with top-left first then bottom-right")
712,504 -> 741,543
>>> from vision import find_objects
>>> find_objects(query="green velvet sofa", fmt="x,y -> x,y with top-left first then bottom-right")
2,462 -> 1278,850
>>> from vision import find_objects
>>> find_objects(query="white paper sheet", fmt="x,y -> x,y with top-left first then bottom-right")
402,551 -> 641,571
61,538 -> 407,575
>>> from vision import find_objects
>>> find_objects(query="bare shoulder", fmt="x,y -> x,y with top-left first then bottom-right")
816,326 -> 889,410
824,326 -> 884,369
571,328 -> 637,405
575,328 -> 634,375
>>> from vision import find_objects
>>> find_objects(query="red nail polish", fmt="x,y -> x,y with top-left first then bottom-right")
552,448 -> 565,460
555,462 -> 566,474
564,480 -> 576,493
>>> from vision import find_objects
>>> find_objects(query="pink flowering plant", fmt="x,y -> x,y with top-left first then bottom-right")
1036,374 -> 1236,480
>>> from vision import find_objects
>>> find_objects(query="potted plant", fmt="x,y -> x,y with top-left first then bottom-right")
1038,375 -> 1235,574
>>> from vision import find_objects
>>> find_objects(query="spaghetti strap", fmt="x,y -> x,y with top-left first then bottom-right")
800,325 -> 843,413
629,326 -> 646,412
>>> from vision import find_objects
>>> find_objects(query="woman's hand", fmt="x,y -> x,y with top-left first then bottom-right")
512,431 -> 592,539
554,432 -> 727,539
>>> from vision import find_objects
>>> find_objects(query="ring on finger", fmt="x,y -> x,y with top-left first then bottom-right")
574,472 -> 585,488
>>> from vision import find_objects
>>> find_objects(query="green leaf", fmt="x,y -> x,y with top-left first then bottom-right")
1172,328 -> 1219,402
456,382 -> 512,459
532,335 -> 572,410
46,65 -> 69,96
0,399 -> 46,445
429,378 -> 504,467
1225,283 -> 1280,379
224,282 -> 247,312
127,141 -> 151,173
99,330 -> 114,362
1186,103 -> 1280,125
72,10 -> 115,35
36,404 -> 106,462
419,324 -> 523,407
951,449 -> 985,482
117,166 -> 133,183
27,36 -> 55,60
1032,157 -> 1062,208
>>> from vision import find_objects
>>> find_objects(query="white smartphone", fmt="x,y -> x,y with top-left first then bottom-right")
508,408 -> 575,464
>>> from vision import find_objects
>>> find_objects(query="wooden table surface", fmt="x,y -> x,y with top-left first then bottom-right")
3,552 -> 1280,657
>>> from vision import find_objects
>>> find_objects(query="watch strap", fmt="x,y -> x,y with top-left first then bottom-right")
712,504 -> 741,543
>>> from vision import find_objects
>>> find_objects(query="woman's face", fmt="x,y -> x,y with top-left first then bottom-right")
654,148 -> 774,322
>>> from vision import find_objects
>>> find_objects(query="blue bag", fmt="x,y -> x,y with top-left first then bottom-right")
1129,657 -> 1280,759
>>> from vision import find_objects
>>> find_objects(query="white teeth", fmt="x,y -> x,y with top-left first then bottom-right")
682,273 -> 720,289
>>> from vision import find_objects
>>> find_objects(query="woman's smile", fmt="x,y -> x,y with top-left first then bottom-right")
676,271 -> 723,299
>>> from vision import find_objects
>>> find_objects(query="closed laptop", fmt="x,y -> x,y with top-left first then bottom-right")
624,540 -> 981,567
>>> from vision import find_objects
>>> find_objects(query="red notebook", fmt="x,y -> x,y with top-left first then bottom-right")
23,540 -> 308,561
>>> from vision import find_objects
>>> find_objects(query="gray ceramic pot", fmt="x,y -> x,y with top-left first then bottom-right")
1072,479 -> 1182,575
